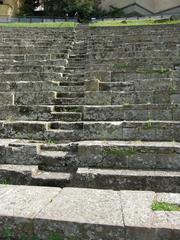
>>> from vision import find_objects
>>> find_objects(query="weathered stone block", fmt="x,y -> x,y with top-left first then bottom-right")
84,92 -> 111,105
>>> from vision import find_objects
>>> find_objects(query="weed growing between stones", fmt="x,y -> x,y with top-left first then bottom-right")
136,68 -> 170,75
103,147 -> 137,157
113,63 -> 129,70
152,201 -> 180,211
46,139 -> 55,145
159,67 -> 170,75
6,116 -> 16,122
144,120 -> 153,130
0,179 -> 10,185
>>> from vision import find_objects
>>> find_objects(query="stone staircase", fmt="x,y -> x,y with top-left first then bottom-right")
0,24 -> 180,239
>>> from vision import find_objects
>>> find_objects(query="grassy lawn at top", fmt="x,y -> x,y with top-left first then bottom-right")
152,201 -> 180,211
90,19 -> 180,27
0,22 -> 78,28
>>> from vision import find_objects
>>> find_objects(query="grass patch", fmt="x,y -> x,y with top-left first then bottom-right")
113,63 -> 129,70
136,68 -> 170,75
0,179 -> 10,185
90,19 -> 180,27
152,201 -> 180,211
103,147 -> 137,157
0,22 -> 78,28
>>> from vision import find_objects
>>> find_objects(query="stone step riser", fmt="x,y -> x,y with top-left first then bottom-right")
0,122 -> 77,141
89,64 -> 175,72
0,167 -> 70,188
84,106 -> 180,121
78,142 -> 180,171
37,145 -> 79,172
51,113 -> 82,122
73,168 -> 180,193
84,90 -> 180,105
55,98 -> 84,105
0,120 -> 180,141
54,106 -> 82,112
50,122 -> 83,131
83,122 -> 180,142
0,66 -> 65,73
0,107 -> 180,121
57,92 -> 84,98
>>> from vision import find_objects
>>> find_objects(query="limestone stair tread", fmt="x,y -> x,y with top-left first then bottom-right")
0,185 -> 179,238
79,140 -> 180,148
0,164 -> 38,173
0,164 -> 71,187
38,150 -> 69,158
32,170 -> 71,181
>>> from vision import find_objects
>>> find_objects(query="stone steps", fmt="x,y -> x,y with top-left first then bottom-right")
50,122 -> 83,130
83,121 -> 180,141
0,185 -> 179,239
0,24 -> 179,238
74,168 -> 180,192
0,120 -> 180,142
38,150 -> 77,172
0,53 -> 67,61
0,164 -> 71,187
0,121 -> 77,141
100,78 -> 176,91
0,72 -> 66,82
0,65 -> 65,73
55,97 -> 84,105
59,80 -> 84,86
84,90 -> 180,105
57,92 -> 84,98
78,141 -> 180,171
54,105 -> 83,112
51,112 -> 82,121
83,104 -> 180,121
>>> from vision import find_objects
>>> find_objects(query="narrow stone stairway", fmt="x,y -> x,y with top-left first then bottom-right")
36,29 -> 89,184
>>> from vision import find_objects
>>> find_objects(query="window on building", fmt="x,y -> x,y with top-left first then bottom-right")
0,0 -> 3,4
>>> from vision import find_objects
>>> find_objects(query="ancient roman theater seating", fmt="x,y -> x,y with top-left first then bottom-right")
0,24 -> 180,239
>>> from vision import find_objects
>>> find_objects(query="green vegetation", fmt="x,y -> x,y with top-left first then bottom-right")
159,67 -> 170,75
0,179 -> 10,185
19,0 -> 102,20
90,19 -> 180,27
144,120 -> 153,130
103,147 -> 137,157
152,201 -> 180,211
113,63 -> 129,70
0,22 -> 77,28
46,139 -> 55,145
136,68 -> 170,75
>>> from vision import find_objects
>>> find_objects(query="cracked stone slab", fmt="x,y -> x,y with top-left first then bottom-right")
0,185 -> 61,218
0,186 -> 179,239
34,187 -> 125,240
121,190 -> 156,240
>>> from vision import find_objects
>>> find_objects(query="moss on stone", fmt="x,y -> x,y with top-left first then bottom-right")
103,147 -> 137,157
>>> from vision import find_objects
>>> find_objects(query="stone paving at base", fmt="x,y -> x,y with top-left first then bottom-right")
0,185 -> 179,240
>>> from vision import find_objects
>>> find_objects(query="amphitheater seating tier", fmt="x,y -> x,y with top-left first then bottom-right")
0,24 -> 179,239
